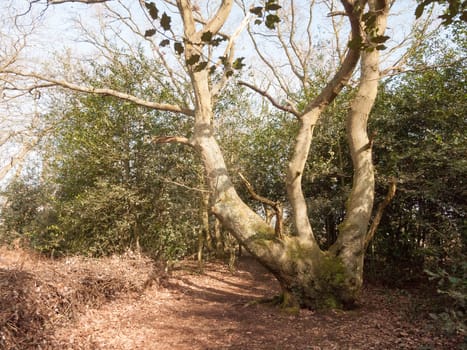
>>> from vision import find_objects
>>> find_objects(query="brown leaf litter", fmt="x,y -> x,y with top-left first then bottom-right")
0,247 -> 464,349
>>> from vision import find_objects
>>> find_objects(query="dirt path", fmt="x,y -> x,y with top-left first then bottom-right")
50,257 -> 460,350
0,248 -> 462,349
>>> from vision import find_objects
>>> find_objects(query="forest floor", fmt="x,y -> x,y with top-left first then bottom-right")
0,246 -> 464,350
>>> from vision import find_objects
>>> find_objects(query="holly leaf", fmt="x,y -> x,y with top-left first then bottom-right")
371,35 -> 390,44
144,29 -> 156,38
160,12 -> 171,31
186,54 -> 201,65
145,2 -> 158,20
232,57 -> 245,70
201,31 -> 213,42
265,14 -> 280,29
415,4 -> 425,19
194,61 -> 208,72
265,2 -> 281,11
174,42 -> 184,55
219,55 -> 228,66
250,6 -> 263,17
210,37 -> 224,47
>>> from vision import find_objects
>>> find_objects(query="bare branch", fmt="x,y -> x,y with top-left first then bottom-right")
303,0 -> 361,112
238,80 -> 299,117
238,173 -> 283,238
4,70 -> 194,116
202,0 -> 234,38
159,177 -> 210,193
48,0 -> 110,4
365,178 -> 397,249
212,14 -> 251,97
152,135 -> 193,147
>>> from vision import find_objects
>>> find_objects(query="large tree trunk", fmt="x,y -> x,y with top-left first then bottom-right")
177,0 -> 389,309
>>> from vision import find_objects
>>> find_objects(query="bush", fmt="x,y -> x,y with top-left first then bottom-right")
426,256 -> 466,335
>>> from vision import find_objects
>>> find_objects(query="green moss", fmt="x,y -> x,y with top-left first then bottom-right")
286,238 -> 320,261
245,223 -> 281,249
318,255 -> 347,288
322,295 -> 342,309
306,255 -> 352,310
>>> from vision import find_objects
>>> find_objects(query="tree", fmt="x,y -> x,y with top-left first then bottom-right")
368,26 -> 466,281
46,53 -> 205,258
3,0 -> 421,309
416,0 -> 467,25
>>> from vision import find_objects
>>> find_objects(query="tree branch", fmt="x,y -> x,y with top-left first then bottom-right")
238,173 -> 284,238
238,80 -> 299,117
4,70 -> 194,116
152,135 -> 194,147
202,0 -> 233,37
48,0 -> 110,4
303,0 -> 362,112
365,178 -> 397,249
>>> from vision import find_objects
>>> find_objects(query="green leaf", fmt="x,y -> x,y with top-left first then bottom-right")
186,54 -> 201,65
265,3 -> 281,11
254,19 -> 262,25
376,44 -> 387,51
232,57 -> 245,70
144,29 -> 156,38
144,2 -> 159,20
415,4 -> 425,19
210,37 -> 225,47
372,35 -> 390,44
160,12 -> 171,31
174,42 -> 184,55
265,14 -> 280,29
160,39 -> 170,47
362,12 -> 377,27
194,61 -> 208,72
201,31 -> 213,42
225,70 -> 234,78
249,6 -> 263,17
219,55 -> 228,66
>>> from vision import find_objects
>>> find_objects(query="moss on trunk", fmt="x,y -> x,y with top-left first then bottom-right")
263,239 -> 360,310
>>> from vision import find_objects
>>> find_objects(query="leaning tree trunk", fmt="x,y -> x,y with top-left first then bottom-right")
176,0 -> 389,309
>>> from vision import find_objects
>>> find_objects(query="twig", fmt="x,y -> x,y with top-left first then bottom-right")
365,177 -> 397,249
238,81 -> 299,117
238,172 -> 284,238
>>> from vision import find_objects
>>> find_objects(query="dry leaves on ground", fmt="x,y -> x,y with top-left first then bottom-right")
0,247 -> 464,349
